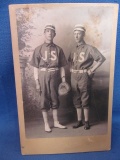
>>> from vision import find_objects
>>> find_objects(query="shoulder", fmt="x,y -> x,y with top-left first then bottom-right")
33,44 -> 44,56
54,44 -> 63,50
85,44 -> 101,52
86,44 -> 99,50
34,44 -> 43,52
86,44 -> 106,61
53,43 -> 64,53
84,44 -> 95,49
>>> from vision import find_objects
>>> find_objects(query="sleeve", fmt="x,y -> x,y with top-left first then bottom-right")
29,47 -> 41,68
59,48 -> 67,67
90,47 -> 106,63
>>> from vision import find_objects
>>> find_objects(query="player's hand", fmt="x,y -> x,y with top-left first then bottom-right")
87,69 -> 94,78
87,69 -> 92,76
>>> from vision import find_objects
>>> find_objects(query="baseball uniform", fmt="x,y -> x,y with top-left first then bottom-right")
68,40 -> 106,109
30,42 -> 67,110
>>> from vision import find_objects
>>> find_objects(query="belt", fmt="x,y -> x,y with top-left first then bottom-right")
39,67 -> 59,72
71,69 -> 87,73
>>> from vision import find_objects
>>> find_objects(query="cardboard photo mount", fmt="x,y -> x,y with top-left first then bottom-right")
9,3 -> 118,155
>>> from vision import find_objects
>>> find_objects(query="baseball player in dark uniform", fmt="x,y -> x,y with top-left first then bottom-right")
68,24 -> 106,130
30,24 -> 67,132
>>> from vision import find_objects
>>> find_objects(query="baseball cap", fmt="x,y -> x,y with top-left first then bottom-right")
73,24 -> 86,32
44,24 -> 56,31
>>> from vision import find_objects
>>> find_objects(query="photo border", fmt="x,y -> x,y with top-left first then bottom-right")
9,3 -> 118,155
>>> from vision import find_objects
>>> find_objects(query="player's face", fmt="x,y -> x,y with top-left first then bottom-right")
44,29 -> 56,42
74,30 -> 84,43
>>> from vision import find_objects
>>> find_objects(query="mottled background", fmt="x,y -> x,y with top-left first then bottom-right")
16,6 -> 112,127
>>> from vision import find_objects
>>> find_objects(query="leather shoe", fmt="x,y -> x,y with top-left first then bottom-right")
73,121 -> 83,129
45,124 -> 52,133
54,121 -> 67,129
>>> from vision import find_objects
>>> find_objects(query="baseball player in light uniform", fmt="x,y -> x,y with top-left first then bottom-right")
68,24 -> 106,130
30,24 -> 67,132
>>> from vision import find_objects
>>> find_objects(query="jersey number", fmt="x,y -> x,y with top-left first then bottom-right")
73,52 -> 85,62
42,51 -> 57,61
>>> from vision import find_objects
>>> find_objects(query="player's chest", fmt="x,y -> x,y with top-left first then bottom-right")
72,48 -> 91,63
40,48 -> 58,61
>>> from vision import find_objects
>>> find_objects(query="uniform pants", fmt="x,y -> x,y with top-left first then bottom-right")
71,72 -> 91,109
38,70 -> 60,110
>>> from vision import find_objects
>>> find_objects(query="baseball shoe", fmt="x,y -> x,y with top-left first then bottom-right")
73,120 -> 83,129
84,121 -> 90,130
54,121 -> 67,129
45,123 -> 52,133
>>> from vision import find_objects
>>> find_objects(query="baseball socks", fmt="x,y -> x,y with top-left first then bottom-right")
42,111 -> 52,133
84,108 -> 90,130
53,109 -> 67,129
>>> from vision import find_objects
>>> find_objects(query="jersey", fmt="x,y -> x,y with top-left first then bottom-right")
30,42 -> 67,68
68,41 -> 106,70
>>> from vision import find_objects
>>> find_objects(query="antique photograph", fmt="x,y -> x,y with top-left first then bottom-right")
9,3 -> 118,154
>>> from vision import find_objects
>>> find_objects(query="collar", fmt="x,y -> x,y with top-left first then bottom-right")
76,40 -> 86,47
44,42 -> 55,47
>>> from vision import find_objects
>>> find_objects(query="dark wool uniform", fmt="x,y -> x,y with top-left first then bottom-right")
30,42 -> 67,110
68,41 -> 106,109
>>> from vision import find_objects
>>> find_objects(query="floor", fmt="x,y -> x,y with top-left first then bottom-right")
25,108 -> 108,139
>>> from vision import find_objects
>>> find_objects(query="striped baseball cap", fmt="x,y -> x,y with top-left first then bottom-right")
44,24 -> 56,31
74,24 -> 86,32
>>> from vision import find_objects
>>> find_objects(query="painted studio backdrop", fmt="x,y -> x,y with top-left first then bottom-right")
16,5 -> 112,138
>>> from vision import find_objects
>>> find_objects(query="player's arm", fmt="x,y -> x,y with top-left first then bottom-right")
59,48 -> 67,82
88,47 -> 106,75
29,46 -> 41,91
88,61 -> 104,75
60,67 -> 66,83
34,67 -> 40,91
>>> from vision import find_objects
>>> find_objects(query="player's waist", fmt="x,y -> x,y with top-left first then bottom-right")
39,67 -> 59,72
70,69 -> 87,73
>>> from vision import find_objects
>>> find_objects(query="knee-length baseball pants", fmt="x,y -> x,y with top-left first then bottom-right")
38,70 -> 60,110
71,72 -> 91,109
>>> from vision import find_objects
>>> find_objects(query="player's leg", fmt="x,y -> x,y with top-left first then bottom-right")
73,108 -> 83,128
84,108 -> 89,121
79,73 -> 91,130
77,108 -> 82,121
52,109 -> 67,129
83,108 -> 90,130
81,91 -> 90,129
39,71 -> 51,132
71,73 -> 83,128
50,70 -> 67,129
42,110 -> 51,132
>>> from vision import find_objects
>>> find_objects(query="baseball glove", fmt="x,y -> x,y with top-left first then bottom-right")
58,82 -> 70,96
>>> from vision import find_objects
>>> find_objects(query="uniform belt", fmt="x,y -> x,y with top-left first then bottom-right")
71,69 -> 87,73
40,68 -> 59,72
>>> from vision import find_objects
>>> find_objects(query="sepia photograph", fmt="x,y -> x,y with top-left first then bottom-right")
9,3 -> 118,154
